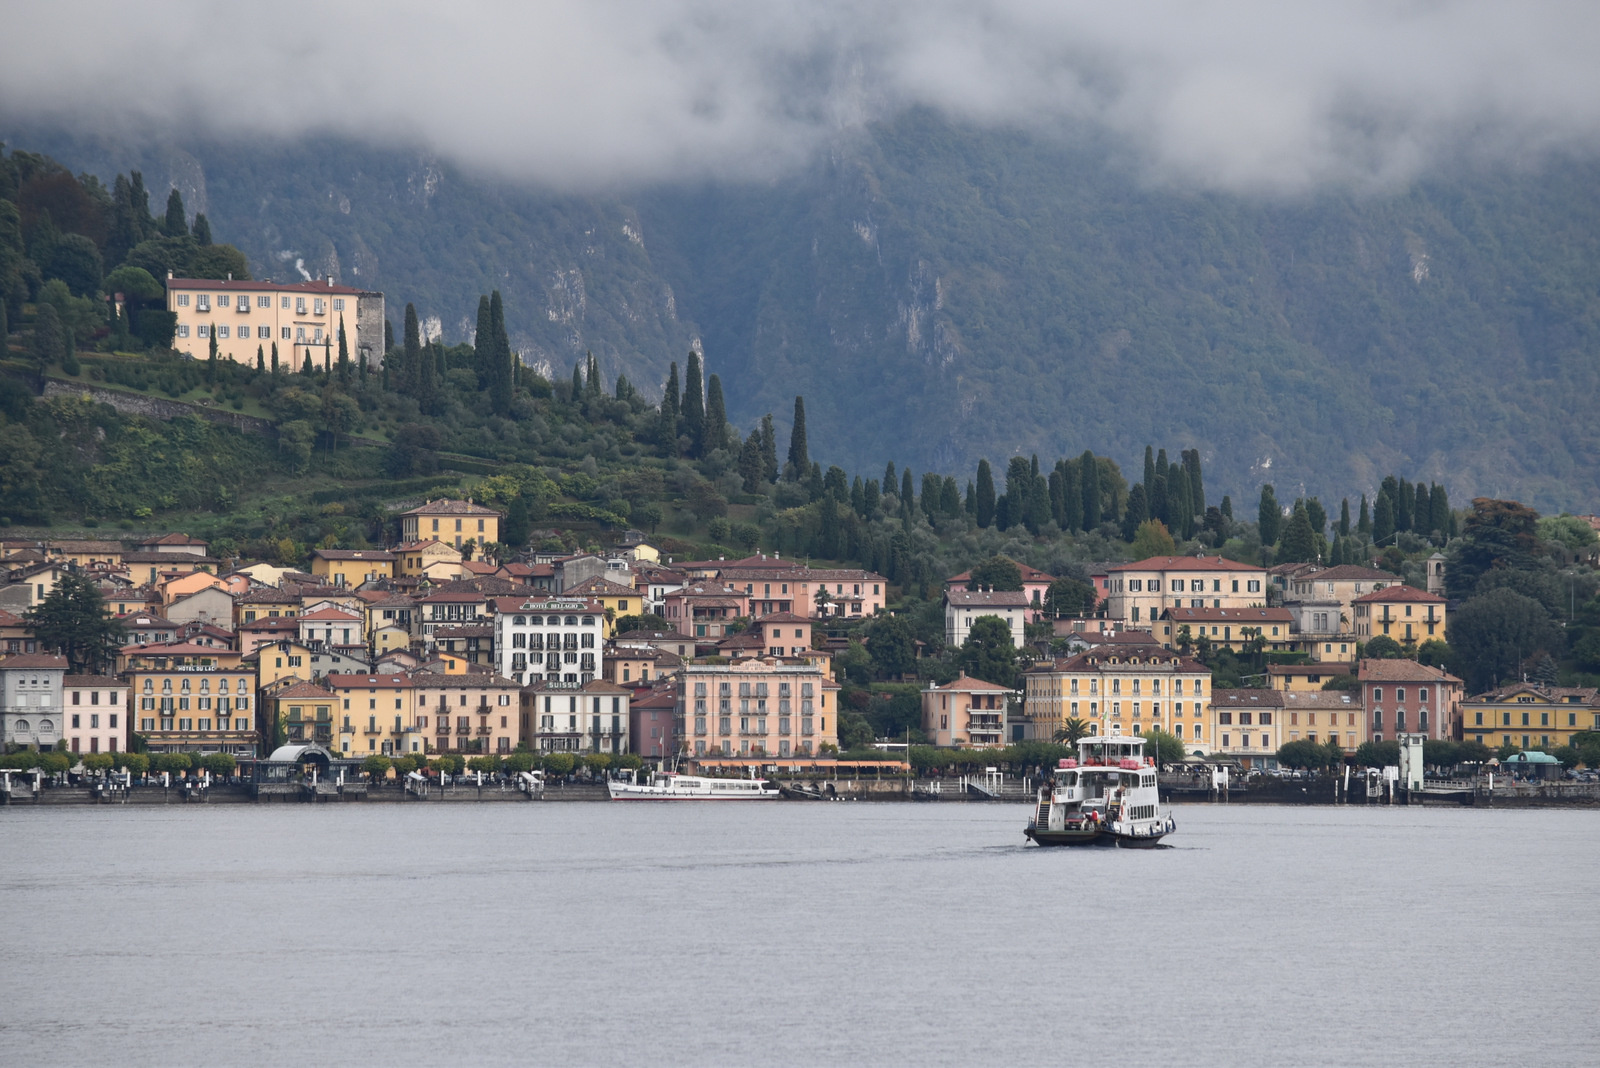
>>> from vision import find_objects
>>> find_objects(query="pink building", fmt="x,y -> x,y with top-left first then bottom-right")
921,673 -> 1012,747
663,583 -> 749,638
63,675 -> 130,755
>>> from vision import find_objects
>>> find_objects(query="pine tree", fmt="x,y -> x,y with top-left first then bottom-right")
1080,450 -> 1101,529
975,459 -> 996,528
705,374 -> 727,454
1258,485 -> 1281,545
759,413 -> 778,480
683,351 -> 705,455
192,213 -> 212,246
163,188 -> 187,237
337,316 -> 350,384
786,396 -> 808,479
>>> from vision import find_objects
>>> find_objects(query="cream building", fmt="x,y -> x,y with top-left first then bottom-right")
166,276 -> 384,370
1104,555 -> 1267,626
1020,645 -> 1211,753
677,657 -> 840,758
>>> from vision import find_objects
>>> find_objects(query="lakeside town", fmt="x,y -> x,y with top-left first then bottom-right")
4,491 -> 1598,803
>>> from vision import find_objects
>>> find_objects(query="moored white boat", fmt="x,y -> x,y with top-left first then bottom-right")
1025,731 -> 1176,847
607,768 -> 783,800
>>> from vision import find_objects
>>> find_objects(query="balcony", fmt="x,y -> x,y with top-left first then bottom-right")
476,726 -> 493,735
235,303 -> 250,313
435,724 -> 451,735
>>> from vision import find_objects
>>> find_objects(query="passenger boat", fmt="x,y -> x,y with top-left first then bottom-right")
1025,731 -> 1176,848
607,768 -> 783,800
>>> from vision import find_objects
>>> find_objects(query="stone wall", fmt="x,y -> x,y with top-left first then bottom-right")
41,381 -> 276,436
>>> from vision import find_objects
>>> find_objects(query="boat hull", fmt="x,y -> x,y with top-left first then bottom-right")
1024,825 -> 1106,847
606,784 -> 783,800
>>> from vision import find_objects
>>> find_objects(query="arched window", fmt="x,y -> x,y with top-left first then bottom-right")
514,615 -> 526,626
181,678 -> 191,694
199,678 -> 210,694
218,678 -> 231,694
162,679 -> 172,693
144,679 -> 154,693
565,616 -> 578,626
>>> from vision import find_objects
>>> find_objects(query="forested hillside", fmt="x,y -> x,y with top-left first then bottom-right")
5,112 -> 1600,511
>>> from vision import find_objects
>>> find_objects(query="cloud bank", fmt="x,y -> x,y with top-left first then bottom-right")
4,0 -> 1599,192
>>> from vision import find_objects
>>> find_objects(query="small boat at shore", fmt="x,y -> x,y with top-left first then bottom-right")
607,768 -> 783,800
1025,731 -> 1175,848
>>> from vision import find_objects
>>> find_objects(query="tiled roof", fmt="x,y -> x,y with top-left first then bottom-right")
168,276 -> 374,296
1293,565 -> 1400,582
1352,585 -> 1444,604
945,589 -> 1030,607
1164,606 -> 1292,623
1357,659 -> 1463,684
930,673 -> 1015,693
1110,555 -> 1262,573
312,549 -> 396,561
0,653 -> 69,669
1210,688 -> 1284,708
1281,691 -> 1362,710
64,674 -> 127,686
298,607 -> 362,621
399,498 -> 502,517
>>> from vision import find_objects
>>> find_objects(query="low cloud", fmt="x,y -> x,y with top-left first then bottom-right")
4,0 -> 1599,192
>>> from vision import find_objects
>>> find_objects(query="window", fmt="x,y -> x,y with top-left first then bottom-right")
258,295 -> 270,308
296,327 -> 306,341
177,325 -> 190,337
217,325 -> 229,338
1373,687 -> 1382,702
1248,580 -> 1261,593
177,294 -> 190,307
258,325 -> 271,338
217,294 -> 230,308
282,296 -> 291,309
197,325 -> 210,338
333,298 -> 345,311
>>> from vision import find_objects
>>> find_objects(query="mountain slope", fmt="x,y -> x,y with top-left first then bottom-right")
8,113 -> 1599,509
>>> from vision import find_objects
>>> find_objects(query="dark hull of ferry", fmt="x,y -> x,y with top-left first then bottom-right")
1025,826 -> 1171,848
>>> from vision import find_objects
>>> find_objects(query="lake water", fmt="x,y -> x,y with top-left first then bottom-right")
1,801 -> 1595,1066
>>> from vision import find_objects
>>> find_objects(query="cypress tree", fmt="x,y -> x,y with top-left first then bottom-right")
1168,463 -> 1191,538
851,476 -> 866,517
1123,483 -> 1149,541
206,329 -> 218,383
900,468 -> 915,513
663,362 -> 681,430
473,295 -> 492,386
964,481 -> 976,517
1143,445 -> 1156,497
1395,478 -> 1412,532
256,344 -> 264,371
884,462 -> 897,499
1373,491 -> 1395,544
163,188 -> 187,237
129,171 -> 153,238
403,303 -> 422,396
739,431 -> 764,492
384,319 -> 394,355
1281,503 -> 1316,562
1430,484 -> 1450,536
1151,471 -> 1169,528
1358,494 -> 1371,535
1048,469 -> 1065,526
683,351 -> 705,454
0,298 -> 7,348
1306,497 -> 1327,537
1062,460 -> 1082,532
1220,495 -> 1232,520
359,352 -> 368,382
1185,448 -> 1206,516
337,316 -> 350,384
865,478 -> 881,515
302,351 -> 313,375
942,476 -> 960,517
921,473 -> 941,521
270,341 -> 279,374
705,373 -> 727,453
1339,498 -> 1351,536
572,362 -> 584,397
759,413 -> 778,480
1258,485 -> 1281,545
585,351 -> 602,399
786,396 -> 808,479
975,459 -> 996,528
192,213 -> 212,246
1080,450 -> 1100,529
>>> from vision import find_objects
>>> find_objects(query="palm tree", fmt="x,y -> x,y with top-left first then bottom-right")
1053,717 -> 1091,745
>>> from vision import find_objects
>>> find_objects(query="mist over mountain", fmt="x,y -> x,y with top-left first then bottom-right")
6,111 -> 1599,511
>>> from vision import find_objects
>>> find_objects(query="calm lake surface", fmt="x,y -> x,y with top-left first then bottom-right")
2,801 -> 1595,1066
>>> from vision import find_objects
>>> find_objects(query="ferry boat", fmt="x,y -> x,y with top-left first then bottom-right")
1025,731 -> 1176,848
606,768 -> 783,800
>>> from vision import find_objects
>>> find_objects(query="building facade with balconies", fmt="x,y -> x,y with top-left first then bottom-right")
1352,585 -> 1447,646
676,658 -> 839,759
1020,645 -> 1211,754
0,653 -> 69,751
920,673 -> 1013,748
1104,555 -> 1267,626
521,679 -> 631,754
492,596 -> 603,685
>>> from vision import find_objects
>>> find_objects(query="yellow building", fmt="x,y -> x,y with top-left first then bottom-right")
399,500 -> 502,551
1020,645 -> 1212,754
274,681 -> 338,748
165,276 -> 384,371
126,648 -> 258,757
1276,691 -> 1367,752
1352,585 -> 1447,646
413,672 -> 522,756
44,540 -> 125,569
310,549 -> 396,587
1461,683 -> 1600,752
1158,606 -> 1295,653
1266,664 -> 1354,693
393,539 -> 465,579
324,672 -> 420,758
235,587 -> 301,627
1208,689 -> 1283,767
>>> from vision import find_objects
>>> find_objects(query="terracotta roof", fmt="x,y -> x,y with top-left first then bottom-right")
432,624 -> 493,638
930,673 -> 1015,693
298,607 -> 362,621
63,674 -> 127,687
0,609 -> 28,626
1267,663 -> 1354,675
0,653 -> 69,670
1109,555 -> 1262,573
140,533 -> 209,547
236,588 -> 300,603
412,672 -> 520,689
1465,682 -> 1597,703
755,612 -> 812,625
275,681 -> 336,699
946,561 -> 1054,584
120,612 -> 178,627
326,673 -> 412,689
1291,565 -> 1400,583
168,276 -> 374,296
565,576 -> 639,597
1164,606 -> 1293,623
1352,585 -> 1445,604
121,551 -> 219,564
491,595 -> 603,613
1355,659 -> 1462,684
239,617 -> 300,632
312,549 -> 396,562
1281,691 -> 1362,710
46,540 -> 124,553
1210,689 -> 1284,708
945,589 -> 1030,607
399,498 -> 502,517
393,539 -> 455,552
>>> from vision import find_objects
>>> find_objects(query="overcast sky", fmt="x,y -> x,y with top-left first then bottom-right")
4,0 -> 1599,193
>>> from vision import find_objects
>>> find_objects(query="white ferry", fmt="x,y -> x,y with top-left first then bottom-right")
607,768 -> 783,800
1025,731 -> 1176,848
